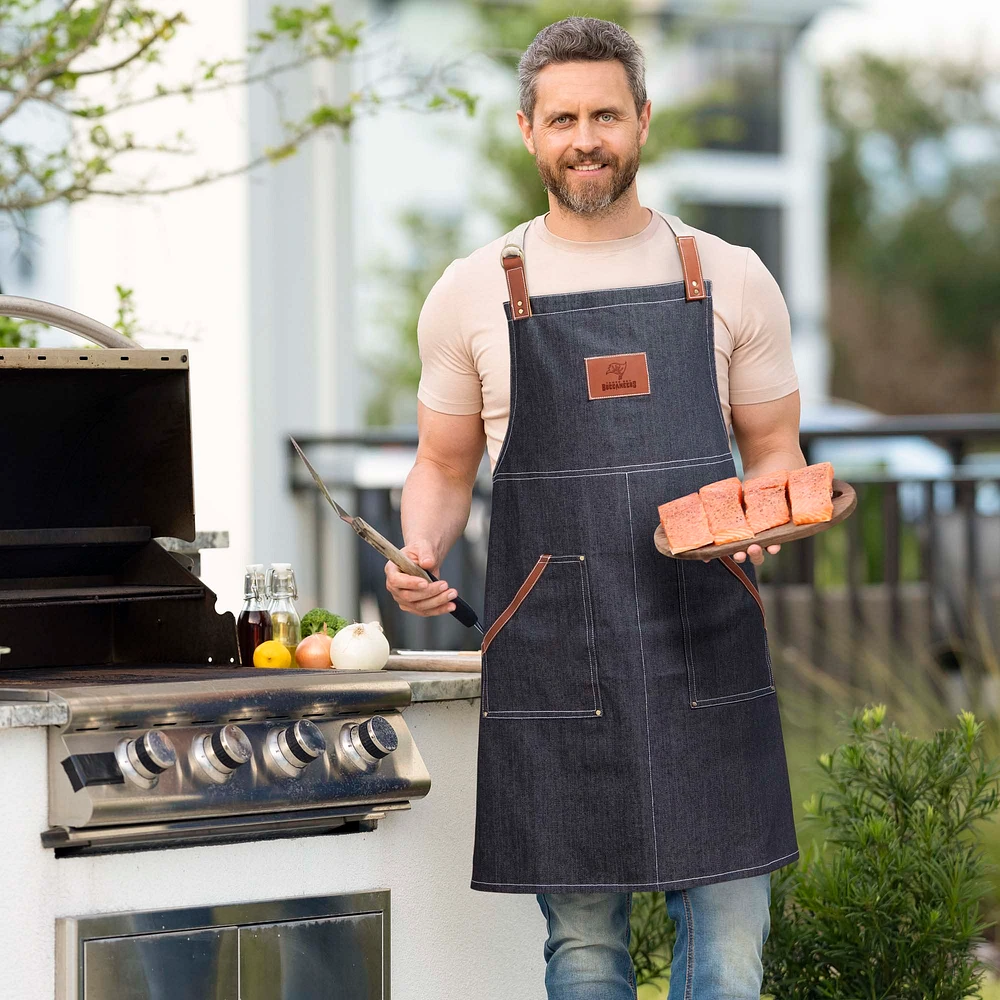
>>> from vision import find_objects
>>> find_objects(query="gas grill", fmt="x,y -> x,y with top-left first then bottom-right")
0,298 -> 431,854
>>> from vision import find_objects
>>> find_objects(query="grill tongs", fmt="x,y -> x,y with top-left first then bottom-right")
290,438 -> 485,636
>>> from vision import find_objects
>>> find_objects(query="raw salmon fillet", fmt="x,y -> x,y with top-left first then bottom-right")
658,494 -> 714,554
698,477 -> 755,545
787,462 -> 835,525
743,470 -> 791,534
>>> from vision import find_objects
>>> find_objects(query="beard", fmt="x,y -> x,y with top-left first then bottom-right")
535,138 -> 642,216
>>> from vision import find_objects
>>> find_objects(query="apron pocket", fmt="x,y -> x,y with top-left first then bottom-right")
481,554 -> 602,719
677,558 -> 775,709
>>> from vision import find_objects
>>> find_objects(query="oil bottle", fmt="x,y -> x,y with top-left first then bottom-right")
266,563 -> 301,659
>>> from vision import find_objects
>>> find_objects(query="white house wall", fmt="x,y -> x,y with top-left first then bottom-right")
66,2 -> 252,617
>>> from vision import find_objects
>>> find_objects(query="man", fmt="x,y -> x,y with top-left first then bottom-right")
385,16 -> 803,1000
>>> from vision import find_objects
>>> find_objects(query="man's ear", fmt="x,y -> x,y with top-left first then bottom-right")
515,109 -> 536,156
638,99 -> 652,148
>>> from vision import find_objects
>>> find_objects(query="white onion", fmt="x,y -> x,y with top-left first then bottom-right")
329,621 -> 390,672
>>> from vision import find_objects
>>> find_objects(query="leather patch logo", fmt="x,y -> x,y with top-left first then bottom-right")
585,352 -> 650,400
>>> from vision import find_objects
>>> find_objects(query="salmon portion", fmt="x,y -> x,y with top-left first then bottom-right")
788,462 -> 835,525
743,470 -> 791,534
698,477 -> 755,545
658,494 -> 714,554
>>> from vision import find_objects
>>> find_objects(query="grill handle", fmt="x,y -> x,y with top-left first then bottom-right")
0,294 -> 138,349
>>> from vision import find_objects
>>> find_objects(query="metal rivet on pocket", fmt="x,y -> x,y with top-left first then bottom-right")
691,701 -> 697,707
579,555 -> 585,561
595,710 -> 602,716
482,711 -> 488,717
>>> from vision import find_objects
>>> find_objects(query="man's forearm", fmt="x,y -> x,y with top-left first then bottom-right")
741,447 -> 806,482
400,458 -> 474,571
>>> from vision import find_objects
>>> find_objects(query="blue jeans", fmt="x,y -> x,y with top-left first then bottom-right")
535,874 -> 771,999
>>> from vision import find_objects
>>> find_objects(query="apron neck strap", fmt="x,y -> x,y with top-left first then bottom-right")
501,220 -> 533,319
498,211 -> 707,314
653,210 -> 707,302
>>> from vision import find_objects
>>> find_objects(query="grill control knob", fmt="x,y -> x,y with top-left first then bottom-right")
267,719 -> 326,777
340,716 -> 399,771
116,730 -> 177,788
194,725 -> 252,783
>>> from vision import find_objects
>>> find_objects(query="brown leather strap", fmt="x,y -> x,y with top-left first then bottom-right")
481,554 -> 550,653
676,235 -> 706,302
720,555 -> 766,626
502,250 -> 532,319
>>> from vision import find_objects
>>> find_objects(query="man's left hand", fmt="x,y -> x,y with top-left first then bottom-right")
702,543 -> 781,566
734,543 -> 781,566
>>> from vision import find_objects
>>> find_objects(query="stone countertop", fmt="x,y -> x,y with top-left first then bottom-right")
0,668 -> 482,730
0,701 -> 69,729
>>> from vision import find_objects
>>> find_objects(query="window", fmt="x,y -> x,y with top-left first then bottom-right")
680,202 -> 784,289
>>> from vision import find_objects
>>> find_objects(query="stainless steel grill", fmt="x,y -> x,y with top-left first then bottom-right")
0,298 -> 431,854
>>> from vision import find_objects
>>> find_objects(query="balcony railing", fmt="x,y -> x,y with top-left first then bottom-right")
288,415 -> 1000,669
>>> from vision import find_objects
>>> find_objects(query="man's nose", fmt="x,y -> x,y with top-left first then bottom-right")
571,120 -> 601,152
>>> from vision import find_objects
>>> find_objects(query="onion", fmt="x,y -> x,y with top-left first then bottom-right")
294,623 -> 333,669
330,621 -> 390,672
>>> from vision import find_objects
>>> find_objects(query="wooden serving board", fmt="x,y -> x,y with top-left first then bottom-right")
654,479 -> 857,560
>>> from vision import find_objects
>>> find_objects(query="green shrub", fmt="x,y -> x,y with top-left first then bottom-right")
764,704 -> 1000,999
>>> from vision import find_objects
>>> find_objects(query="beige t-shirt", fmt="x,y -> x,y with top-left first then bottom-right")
416,208 -> 798,472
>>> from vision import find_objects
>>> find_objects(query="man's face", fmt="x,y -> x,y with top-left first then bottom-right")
517,60 -> 651,216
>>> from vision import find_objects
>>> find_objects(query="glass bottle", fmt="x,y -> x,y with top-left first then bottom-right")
237,564 -> 271,667
266,562 -> 301,659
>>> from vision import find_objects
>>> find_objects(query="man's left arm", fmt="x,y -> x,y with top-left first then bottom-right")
727,391 -> 807,565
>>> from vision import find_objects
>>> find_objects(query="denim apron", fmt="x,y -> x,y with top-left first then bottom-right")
470,212 -> 799,894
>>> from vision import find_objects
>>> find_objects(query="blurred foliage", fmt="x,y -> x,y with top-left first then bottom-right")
0,0 -> 472,230
770,617 -> 1000,998
764,704 -> 998,998
0,314 -> 40,347
364,210 -> 463,427
826,54 -> 1000,354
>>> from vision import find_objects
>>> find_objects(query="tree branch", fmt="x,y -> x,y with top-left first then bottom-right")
71,12 -> 184,78
0,0 -> 114,126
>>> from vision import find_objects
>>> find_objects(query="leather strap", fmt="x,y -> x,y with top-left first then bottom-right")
656,211 -> 707,302
720,555 -> 766,626
675,235 -> 706,302
502,251 -> 532,319
481,554 -> 550,653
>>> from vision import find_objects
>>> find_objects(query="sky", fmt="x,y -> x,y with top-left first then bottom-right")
811,0 -> 1000,62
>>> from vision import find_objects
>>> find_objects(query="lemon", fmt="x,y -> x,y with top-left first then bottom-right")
253,640 -> 293,669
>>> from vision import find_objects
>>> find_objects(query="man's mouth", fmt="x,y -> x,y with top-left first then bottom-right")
568,163 -> 606,173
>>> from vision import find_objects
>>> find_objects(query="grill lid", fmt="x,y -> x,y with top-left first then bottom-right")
0,348 -> 237,671
0,350 -> 194,539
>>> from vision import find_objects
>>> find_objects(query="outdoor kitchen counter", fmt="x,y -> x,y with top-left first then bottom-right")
0,658 -> 544,1000
0,666 -> 482,729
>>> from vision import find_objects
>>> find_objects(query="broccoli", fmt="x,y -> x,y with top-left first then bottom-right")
300,608 -> 350,639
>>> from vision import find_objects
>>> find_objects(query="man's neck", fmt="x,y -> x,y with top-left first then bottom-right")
542,190 -> 650,242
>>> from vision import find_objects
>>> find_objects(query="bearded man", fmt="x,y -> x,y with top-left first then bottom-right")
385,16 -> 803,999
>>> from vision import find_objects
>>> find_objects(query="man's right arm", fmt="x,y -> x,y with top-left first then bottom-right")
384,400 -> 486,618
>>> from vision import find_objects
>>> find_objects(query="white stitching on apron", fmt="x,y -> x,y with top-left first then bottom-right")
494,456 -> 734,483
626,472 -> 659,883
494,452 -> 732,480
469,850 -> 800,888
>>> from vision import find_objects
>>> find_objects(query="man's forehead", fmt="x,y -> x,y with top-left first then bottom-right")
533,61 -> 632,112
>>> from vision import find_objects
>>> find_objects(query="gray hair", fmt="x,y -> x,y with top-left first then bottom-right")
518,17 -> 647,123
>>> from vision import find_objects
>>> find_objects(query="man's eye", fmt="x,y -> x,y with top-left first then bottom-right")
600,113 -> 614,122
555,116 -> 569,124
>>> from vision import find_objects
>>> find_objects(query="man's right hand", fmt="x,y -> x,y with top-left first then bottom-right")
385,541 -> 458,618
